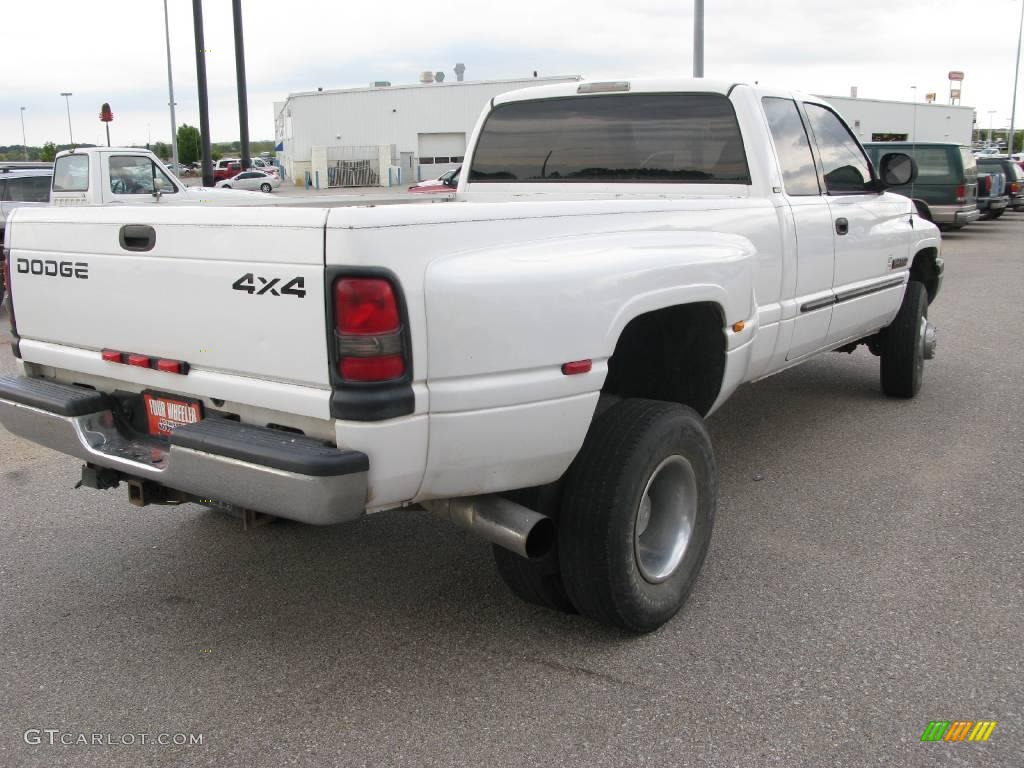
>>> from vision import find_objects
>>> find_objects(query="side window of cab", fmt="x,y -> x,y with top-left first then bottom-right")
802,103 -> 874,194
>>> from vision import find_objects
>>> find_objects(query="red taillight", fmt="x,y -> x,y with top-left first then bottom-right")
99,349 -> 188,374
333,276 -> 406,383
982,176 -> 992,194
956,184 -> 966,201
1012,181 -> 1020,194
156,359 -> 185,374
335,278 -> 400,334
340,355 -> 406,381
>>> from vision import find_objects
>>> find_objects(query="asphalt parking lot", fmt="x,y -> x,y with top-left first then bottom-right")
1,217 -> 1021,767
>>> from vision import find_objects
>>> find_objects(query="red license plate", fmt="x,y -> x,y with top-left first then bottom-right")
143,392 -> 203,437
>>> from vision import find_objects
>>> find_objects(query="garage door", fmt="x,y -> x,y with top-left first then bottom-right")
418,133 -> 466,177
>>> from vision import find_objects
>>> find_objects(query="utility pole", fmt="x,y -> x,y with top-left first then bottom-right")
693,0 -> 704,77
163,0 -> 179,171
60,92 -> 74,147
1010,0 -> 1024,157
232,0 -> 251,170
192,0 -> 214,186
19,107 -> 27,160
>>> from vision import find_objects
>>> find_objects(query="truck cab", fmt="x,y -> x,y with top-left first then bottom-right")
50,148 -> 263,207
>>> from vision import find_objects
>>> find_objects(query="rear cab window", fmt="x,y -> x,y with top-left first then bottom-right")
469,92 -> 751,184
53,154 -> 89,192
3,175 -> 51,202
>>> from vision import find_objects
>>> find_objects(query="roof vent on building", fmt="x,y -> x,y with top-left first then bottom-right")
420,71 -> 434,84
372,81 -> 391,87
454,63 -> 466,82
434,71 -> 445,83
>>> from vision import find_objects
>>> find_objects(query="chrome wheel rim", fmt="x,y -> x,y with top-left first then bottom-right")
634,455 -> 698,584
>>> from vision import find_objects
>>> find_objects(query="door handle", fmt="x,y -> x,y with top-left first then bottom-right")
835,217 -> 849,236
119,224 -> 156,252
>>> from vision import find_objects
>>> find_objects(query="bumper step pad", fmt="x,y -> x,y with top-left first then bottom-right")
171,417 -> 368,477
0,375 -> 108,417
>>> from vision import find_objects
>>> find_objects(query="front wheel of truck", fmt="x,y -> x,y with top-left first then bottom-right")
880,281 -> 931,398
558,399 -> 717,633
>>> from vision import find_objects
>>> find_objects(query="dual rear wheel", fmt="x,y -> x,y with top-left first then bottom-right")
494,399 -> 717,633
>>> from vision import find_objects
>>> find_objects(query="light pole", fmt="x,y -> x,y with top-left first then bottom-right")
1009,0 -> 1024,158
60,92 -> 74,147
988,110 -> 997,144
163,0 -> 179,170
19,107 -> 27,160
693,0 -> 704,77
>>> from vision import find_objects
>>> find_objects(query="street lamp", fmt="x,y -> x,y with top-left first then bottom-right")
988,110 -> 997,144
19,107 -> 27,160
1010,1 -> 1024,159
59,92 -> 74,147
163,0 -> 180,170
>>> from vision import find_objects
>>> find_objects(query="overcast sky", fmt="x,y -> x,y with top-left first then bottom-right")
2,0 -> 1020,147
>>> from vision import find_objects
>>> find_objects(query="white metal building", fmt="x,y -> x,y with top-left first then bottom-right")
817,94 -> 975,145
273,79 -> 975,187
274,75 -> 581,185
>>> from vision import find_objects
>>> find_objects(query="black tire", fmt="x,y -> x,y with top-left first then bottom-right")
558,399 -> 717,633
260,183 -> 272,193
492,484 -> 575,613
990,208 -> 1006,219
880,281 -> 928,398
222,184 -> 231,189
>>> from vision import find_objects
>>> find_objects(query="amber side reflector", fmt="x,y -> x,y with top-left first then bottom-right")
732,321 -> 745,333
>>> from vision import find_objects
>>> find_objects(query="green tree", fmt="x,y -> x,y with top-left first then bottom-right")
152,141 -> 170,161
176,124 -> 201,165
40,142 -> 58,162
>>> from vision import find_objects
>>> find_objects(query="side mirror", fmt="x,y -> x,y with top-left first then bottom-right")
878,152 -> 917,188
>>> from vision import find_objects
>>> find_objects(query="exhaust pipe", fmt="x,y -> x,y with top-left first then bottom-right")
424,495 -> 555,559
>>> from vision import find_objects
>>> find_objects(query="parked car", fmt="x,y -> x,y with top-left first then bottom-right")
216,169 -> 280,192
212,160 -> 242,183
251,157 -> 278,175
1,80 -> 943,633
864,142 -> 979,230
409,167 -> 459,193
0,166 -> 52,303
978,157 -> 1024,211
975,169 -> 1009,219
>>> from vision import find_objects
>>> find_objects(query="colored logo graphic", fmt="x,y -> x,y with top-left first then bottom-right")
920,721 -> 997,742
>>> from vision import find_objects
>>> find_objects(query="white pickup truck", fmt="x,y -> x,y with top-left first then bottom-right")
49,146 -> 261,207
0,79 -> 942,632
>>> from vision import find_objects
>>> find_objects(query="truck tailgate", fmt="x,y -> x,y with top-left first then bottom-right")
7,206 -> 330,387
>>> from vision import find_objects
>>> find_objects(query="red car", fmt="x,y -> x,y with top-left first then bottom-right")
409,167 -> 459,193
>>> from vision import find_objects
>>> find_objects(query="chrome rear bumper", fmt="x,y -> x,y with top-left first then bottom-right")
0,376 -> 367,525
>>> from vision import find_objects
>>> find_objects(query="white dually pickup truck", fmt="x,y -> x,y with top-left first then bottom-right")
0,79 -> 942,632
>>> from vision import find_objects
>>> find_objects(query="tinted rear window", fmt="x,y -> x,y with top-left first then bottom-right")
866,145 -> 967,184
979,160 -> 1021,180
469,93 -> 750,184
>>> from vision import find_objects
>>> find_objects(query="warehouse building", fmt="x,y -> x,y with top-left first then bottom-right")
273,77 -> 974,187
817,94 -> 975,145
273,73 -> 580,186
